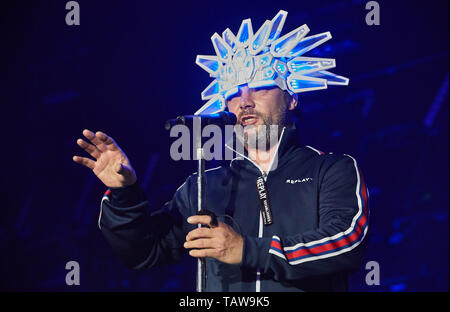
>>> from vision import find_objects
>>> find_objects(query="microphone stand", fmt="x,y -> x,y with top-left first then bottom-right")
194,117 -> 206,292
167,113 -> 237,292
196,146 -> 206,292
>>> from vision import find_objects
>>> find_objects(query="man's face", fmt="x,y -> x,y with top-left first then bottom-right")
226,85 -> 297,149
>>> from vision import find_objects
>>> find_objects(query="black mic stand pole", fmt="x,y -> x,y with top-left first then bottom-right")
167,114 -> 230,292
194,116 -> 206,292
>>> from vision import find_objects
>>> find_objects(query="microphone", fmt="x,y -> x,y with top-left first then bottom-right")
165,111 -> 237,131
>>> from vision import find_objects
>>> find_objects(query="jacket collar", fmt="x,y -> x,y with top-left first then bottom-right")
225,123 -> 304,175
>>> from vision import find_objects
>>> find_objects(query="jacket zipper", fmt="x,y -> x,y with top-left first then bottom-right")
225,128 -> 286,292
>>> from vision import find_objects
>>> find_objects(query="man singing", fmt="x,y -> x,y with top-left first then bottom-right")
73,10 -> 369,292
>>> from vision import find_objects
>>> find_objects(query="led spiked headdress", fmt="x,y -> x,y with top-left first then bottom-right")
195,10 -> 349,115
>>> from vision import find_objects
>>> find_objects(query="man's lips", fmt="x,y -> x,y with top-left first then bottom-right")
240,115 -> 259,126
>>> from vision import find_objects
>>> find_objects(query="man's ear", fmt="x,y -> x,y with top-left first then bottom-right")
288,93 -> 298,111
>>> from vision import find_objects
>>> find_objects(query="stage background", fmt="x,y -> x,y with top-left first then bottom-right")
1,0 -> 448,291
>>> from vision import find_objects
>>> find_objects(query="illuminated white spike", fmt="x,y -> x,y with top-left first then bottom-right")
211,33 -> 233,62
270,24 -> 310,58
201,79 -> 220,100
287,32 -> 332,58
306,70 -> 349,85
287,57 -> 336,75
222,28 -> 237,51
254,52 -> 273,71
267,10 -> 288,45
194,95 -> 226,115
274,74 -> 288,92
248,20 -> 273,55
195,55 -> 220,76
233,48 -> 247,66
248,79 -> 278,90
287,74 -> 328,93
236,18 -> 254,48
273,59 -> 288,77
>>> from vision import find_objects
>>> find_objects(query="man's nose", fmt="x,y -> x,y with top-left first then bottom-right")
239,86 -> 255,110
239,99 -> 255,110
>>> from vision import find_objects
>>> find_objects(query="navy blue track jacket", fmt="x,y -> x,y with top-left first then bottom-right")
98,126 -> 370,292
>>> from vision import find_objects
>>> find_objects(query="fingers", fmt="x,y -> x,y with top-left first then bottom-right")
73,156 -> 95,170
185,216 -> 243,264
186,227 -> 213,242
95,131 -> 120,151
187,215 -> 214,227
77,138 -> 101,159
188,249 -> 217,259
82,129 -> 107,152
186,215 -> 222,242
184,226 -> 216,259
184,238 -> 218,250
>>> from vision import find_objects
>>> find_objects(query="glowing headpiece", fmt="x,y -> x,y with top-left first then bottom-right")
195,10 -> 349,115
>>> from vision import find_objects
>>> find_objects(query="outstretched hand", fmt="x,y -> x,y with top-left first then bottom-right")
73,129 -> 137,188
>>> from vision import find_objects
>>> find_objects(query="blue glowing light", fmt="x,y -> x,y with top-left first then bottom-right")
264,69 -> 275,79
388,233 -> 404,245
287,32 -> 331,58
306,70 -> 349,85
223,29 -> 236,50
268,11 -> 286,42
289,78 -> 326,91
214,37 -> 229,59
292,64 -> 315,71
198,58 -> 219,72
276,63 -> 286,73
239,24 -> 249,43
201,80 -> 220,99
390,283 -> 406,292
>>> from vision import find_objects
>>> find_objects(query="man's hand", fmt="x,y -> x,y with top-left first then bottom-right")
73,129 -> 137,188
185,215 -> 243,265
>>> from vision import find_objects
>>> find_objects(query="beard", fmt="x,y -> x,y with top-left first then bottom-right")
234,102 -> 288,152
